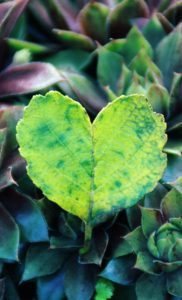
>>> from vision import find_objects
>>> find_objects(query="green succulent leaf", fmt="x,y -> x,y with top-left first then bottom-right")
37,269 -> 65,300
0,203 -> 19,262
125,226 -> 147,254
135,251 -> 160,275
16,91 -> 167,228
136,274 -> 166,300
142,16 -> 166,48
141,207 -> 163,238
21,244 -> 68,282
156,24 -> 182,89
167,267 -> 182,297
161,186 -> 182,218
100,255 -> 137,285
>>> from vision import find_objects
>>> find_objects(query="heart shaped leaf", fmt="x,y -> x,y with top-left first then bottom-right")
16,92 -> 167,229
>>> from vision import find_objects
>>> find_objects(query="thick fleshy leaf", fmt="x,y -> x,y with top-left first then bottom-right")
142,16 -> 166,48
64,257 -> 98,300
113,238 -> 133,258
136,274 -> 166,300
1,189 -> 49,243
108,0 -> 149,38
169,239 -> 182,261
169,73 -> 182,118
161,187 -> 182,218
156,24 -> 182,88
50,235 -> 82,250
45,50 -> 90,72
125,226 -> 147,254
0,128 -> 7,167
167,268 -> 182,297
0,63 -> 61,98
6,38 -> 49,54
0,0 -> 30,38
144,182 -> 168,209
79,2 -> 109,44
0,167 -> 17,191
21,244 -> 68,282
146,84 -> 170,116
141,207 -> 163,238
0,278 -> 5,300
59,70 -> 106,113
121,26 -> 153,64
53,29 -> 95,51
135,251 -> 160,274
100,255 -> 138,285
79,230 -> 108,265
17,92 -> 167,227
97,47 -> 122,92
37,269 -> 65,300
0,203 -> 19,261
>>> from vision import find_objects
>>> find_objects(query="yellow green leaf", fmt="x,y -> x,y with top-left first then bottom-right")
16,92 -> 167,227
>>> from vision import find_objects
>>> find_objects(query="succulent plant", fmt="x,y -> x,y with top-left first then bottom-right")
101,178 -> 182,299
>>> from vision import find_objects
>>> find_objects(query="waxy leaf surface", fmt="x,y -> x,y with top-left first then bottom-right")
17,92 -> 167,226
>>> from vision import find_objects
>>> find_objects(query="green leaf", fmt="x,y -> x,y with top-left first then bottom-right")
1,189 -> 49,243
135,251 -> 159,275
97,48 -> 122,92
79,230 -> 108,265
142,16 -> 166,48
167,268 -> 182,297
146,84 -> 170,116
94,278 -> 114,300
125,226 -> 147,254
156,24 -> 182,89
100,255 -> 137,285
141,207 -> 163,238
161,188 -> 182,219
0,203 -> 19,261
64,257 -> 98,300
37,269 -> 65,300
79,2 -> 109,44
21,244 -> 68,282
6,38 -> 49,54
136,274 -> 166,300
53,29 -> 95,51
16,92 -> 167,227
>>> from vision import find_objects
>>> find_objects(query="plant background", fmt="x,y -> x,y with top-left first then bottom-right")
0,0 -> 182,299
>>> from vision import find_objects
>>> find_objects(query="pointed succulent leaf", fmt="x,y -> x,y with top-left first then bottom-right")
154,260 -> 182,273
156,24 -> 182,88
169,73 -> 182,118
37,269 -> 65,300
0,203 -> 19,261
100,255 -> 137,285
0,128 -> 7,168
1,189 -> 49,243
79,2 -> 109,44
79,230 -> 109,265
97,47 -> 122,92
161,187 -> 182,219
167,268 -> 182,297
64,257 -> 98,300
163,154 -> 182,183
16,92 -> 167,227
168,239 -> 182,261
53,29 -> 96,51
136,274 -> 166,300
145,182 -> 168,209
120,26 -> 153,64
146,84 -> 170,116
108,1 -> 149,38
142,16 -> 166,48
0,63 -> 61,98
141,207 -> 163,238
6,38 -> 49,54
21,244 -> 68,282
125,226 -> 147,254
147,232 -> 160,258
113,238 -> 133,258
135,251 -> 160,275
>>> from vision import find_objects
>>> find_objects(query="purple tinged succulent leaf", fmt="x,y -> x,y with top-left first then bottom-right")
142,15 -> 166,48
0,63 -> 62,98
0,0 -> 30,38
154,260 -> 182,273
79,2 -> 109,44
144,182 -> 168,209
108,0 -> 149,38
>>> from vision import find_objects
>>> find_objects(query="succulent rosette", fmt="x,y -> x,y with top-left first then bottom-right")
101,178 -> 182,300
